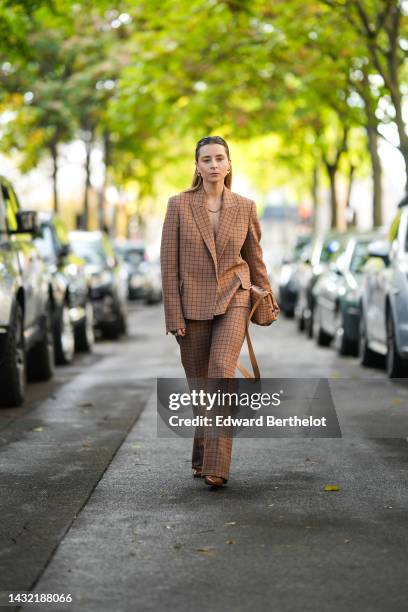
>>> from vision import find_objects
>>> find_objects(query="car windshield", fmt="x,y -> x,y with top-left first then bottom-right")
70,238 -> 107,266
320,238 -> 344,263
35,225 -> 56,261
350,241 -> 371,273
293,237 -> 311,260
120,248 -> 144,266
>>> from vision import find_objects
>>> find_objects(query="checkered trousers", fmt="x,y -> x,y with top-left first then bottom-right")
176,305 -> 249,481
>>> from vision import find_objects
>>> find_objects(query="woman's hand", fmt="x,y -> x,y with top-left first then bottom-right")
172,328 -> 186,337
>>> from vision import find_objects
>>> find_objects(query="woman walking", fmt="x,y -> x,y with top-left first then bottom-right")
160,135 -> 275,488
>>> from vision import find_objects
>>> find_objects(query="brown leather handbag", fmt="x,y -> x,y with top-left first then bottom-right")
236,285 -> 280,380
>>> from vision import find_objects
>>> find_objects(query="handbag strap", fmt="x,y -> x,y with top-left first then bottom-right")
236,291 -> 268,381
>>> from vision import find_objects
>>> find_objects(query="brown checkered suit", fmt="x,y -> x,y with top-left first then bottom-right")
160,183 -> 272,481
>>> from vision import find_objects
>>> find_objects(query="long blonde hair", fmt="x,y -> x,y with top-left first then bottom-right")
186,135 -> 232,192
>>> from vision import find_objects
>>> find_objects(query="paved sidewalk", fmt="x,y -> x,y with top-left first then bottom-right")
1,304 -> 407,612
24,389 -> 408,612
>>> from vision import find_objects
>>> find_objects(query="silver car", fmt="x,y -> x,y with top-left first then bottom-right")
359,201 -> 408,377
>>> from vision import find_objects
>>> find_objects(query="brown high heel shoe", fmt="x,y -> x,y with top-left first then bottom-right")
204,475 -> 227,487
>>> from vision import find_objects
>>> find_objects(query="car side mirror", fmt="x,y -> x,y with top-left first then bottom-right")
367,240 -> 390,267
363,257 -> 386,273
58,243 -> 70,258
390,239 -> 398,260
10,210 -> 40,235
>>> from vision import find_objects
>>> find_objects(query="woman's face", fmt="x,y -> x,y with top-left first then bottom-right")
196,143 -> 230,184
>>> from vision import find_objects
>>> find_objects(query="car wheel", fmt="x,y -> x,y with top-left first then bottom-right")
313,303 -> 332,347
358,310 -> 378,367
296,306 -> 305,332
102,306 -> 122,340
54,302 -> 75,365
103,322 -> 120,339
386,311 -> 408,378
27,301 -> 55,381
305,303 -> 314,338
334,308 -> 354,356
119,309 -> 128,335
74,300 -> 95,353
0,302 -> 26,407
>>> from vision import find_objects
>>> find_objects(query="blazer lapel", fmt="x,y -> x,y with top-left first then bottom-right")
215,186 -> 238,261
190,184 -> 238,276
190,186 -> 218,276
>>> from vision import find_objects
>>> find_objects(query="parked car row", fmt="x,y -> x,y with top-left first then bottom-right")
0,176 -> 130,408
278,197 -> 408,378
114,240 -> 162,304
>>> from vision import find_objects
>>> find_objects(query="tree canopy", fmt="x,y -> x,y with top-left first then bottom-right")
0,0 -> 407,229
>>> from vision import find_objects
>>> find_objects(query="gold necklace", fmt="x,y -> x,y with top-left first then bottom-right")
206,198 -> 223,213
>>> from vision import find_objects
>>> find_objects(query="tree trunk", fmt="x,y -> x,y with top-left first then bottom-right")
82,136 -> 92,230
363,3 -> 408,193
326,163 -> 337,229
366,124 -> 383,227
360,69 -> 383,227
321,124 -> 348,231
50,142 -> 58,213
345,164 -> 356,229
97,130 -> 111,231
311,164 -> 319,232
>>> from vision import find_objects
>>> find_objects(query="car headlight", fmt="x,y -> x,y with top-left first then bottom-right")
279,265 -> 292,286
90,270 -> 112,288
346,289 -> 360,304
130,275 -> 143,289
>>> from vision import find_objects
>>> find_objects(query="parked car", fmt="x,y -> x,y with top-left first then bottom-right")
69,231 -> 128,339
114,241 -> 146,300
139,259 -> 162,304
278,234 -> 312,317
35,212 -> 95,363
359,202 -> 408,376
0,176 -> 54,406
311,231 -> 384,355
294,232 -> 345,337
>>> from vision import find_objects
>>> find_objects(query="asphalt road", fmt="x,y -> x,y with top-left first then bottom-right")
1,303 -> 408,612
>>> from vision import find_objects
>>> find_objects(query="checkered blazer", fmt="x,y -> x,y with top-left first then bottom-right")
160,183 -> 272,334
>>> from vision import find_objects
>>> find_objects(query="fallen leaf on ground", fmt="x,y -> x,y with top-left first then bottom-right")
226,539 -> 236,545
78,401 -> 94,407
323,485 -> 340,491
196,547 -> 216,555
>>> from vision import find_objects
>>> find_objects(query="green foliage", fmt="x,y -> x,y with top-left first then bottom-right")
0,0 -> 406,221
